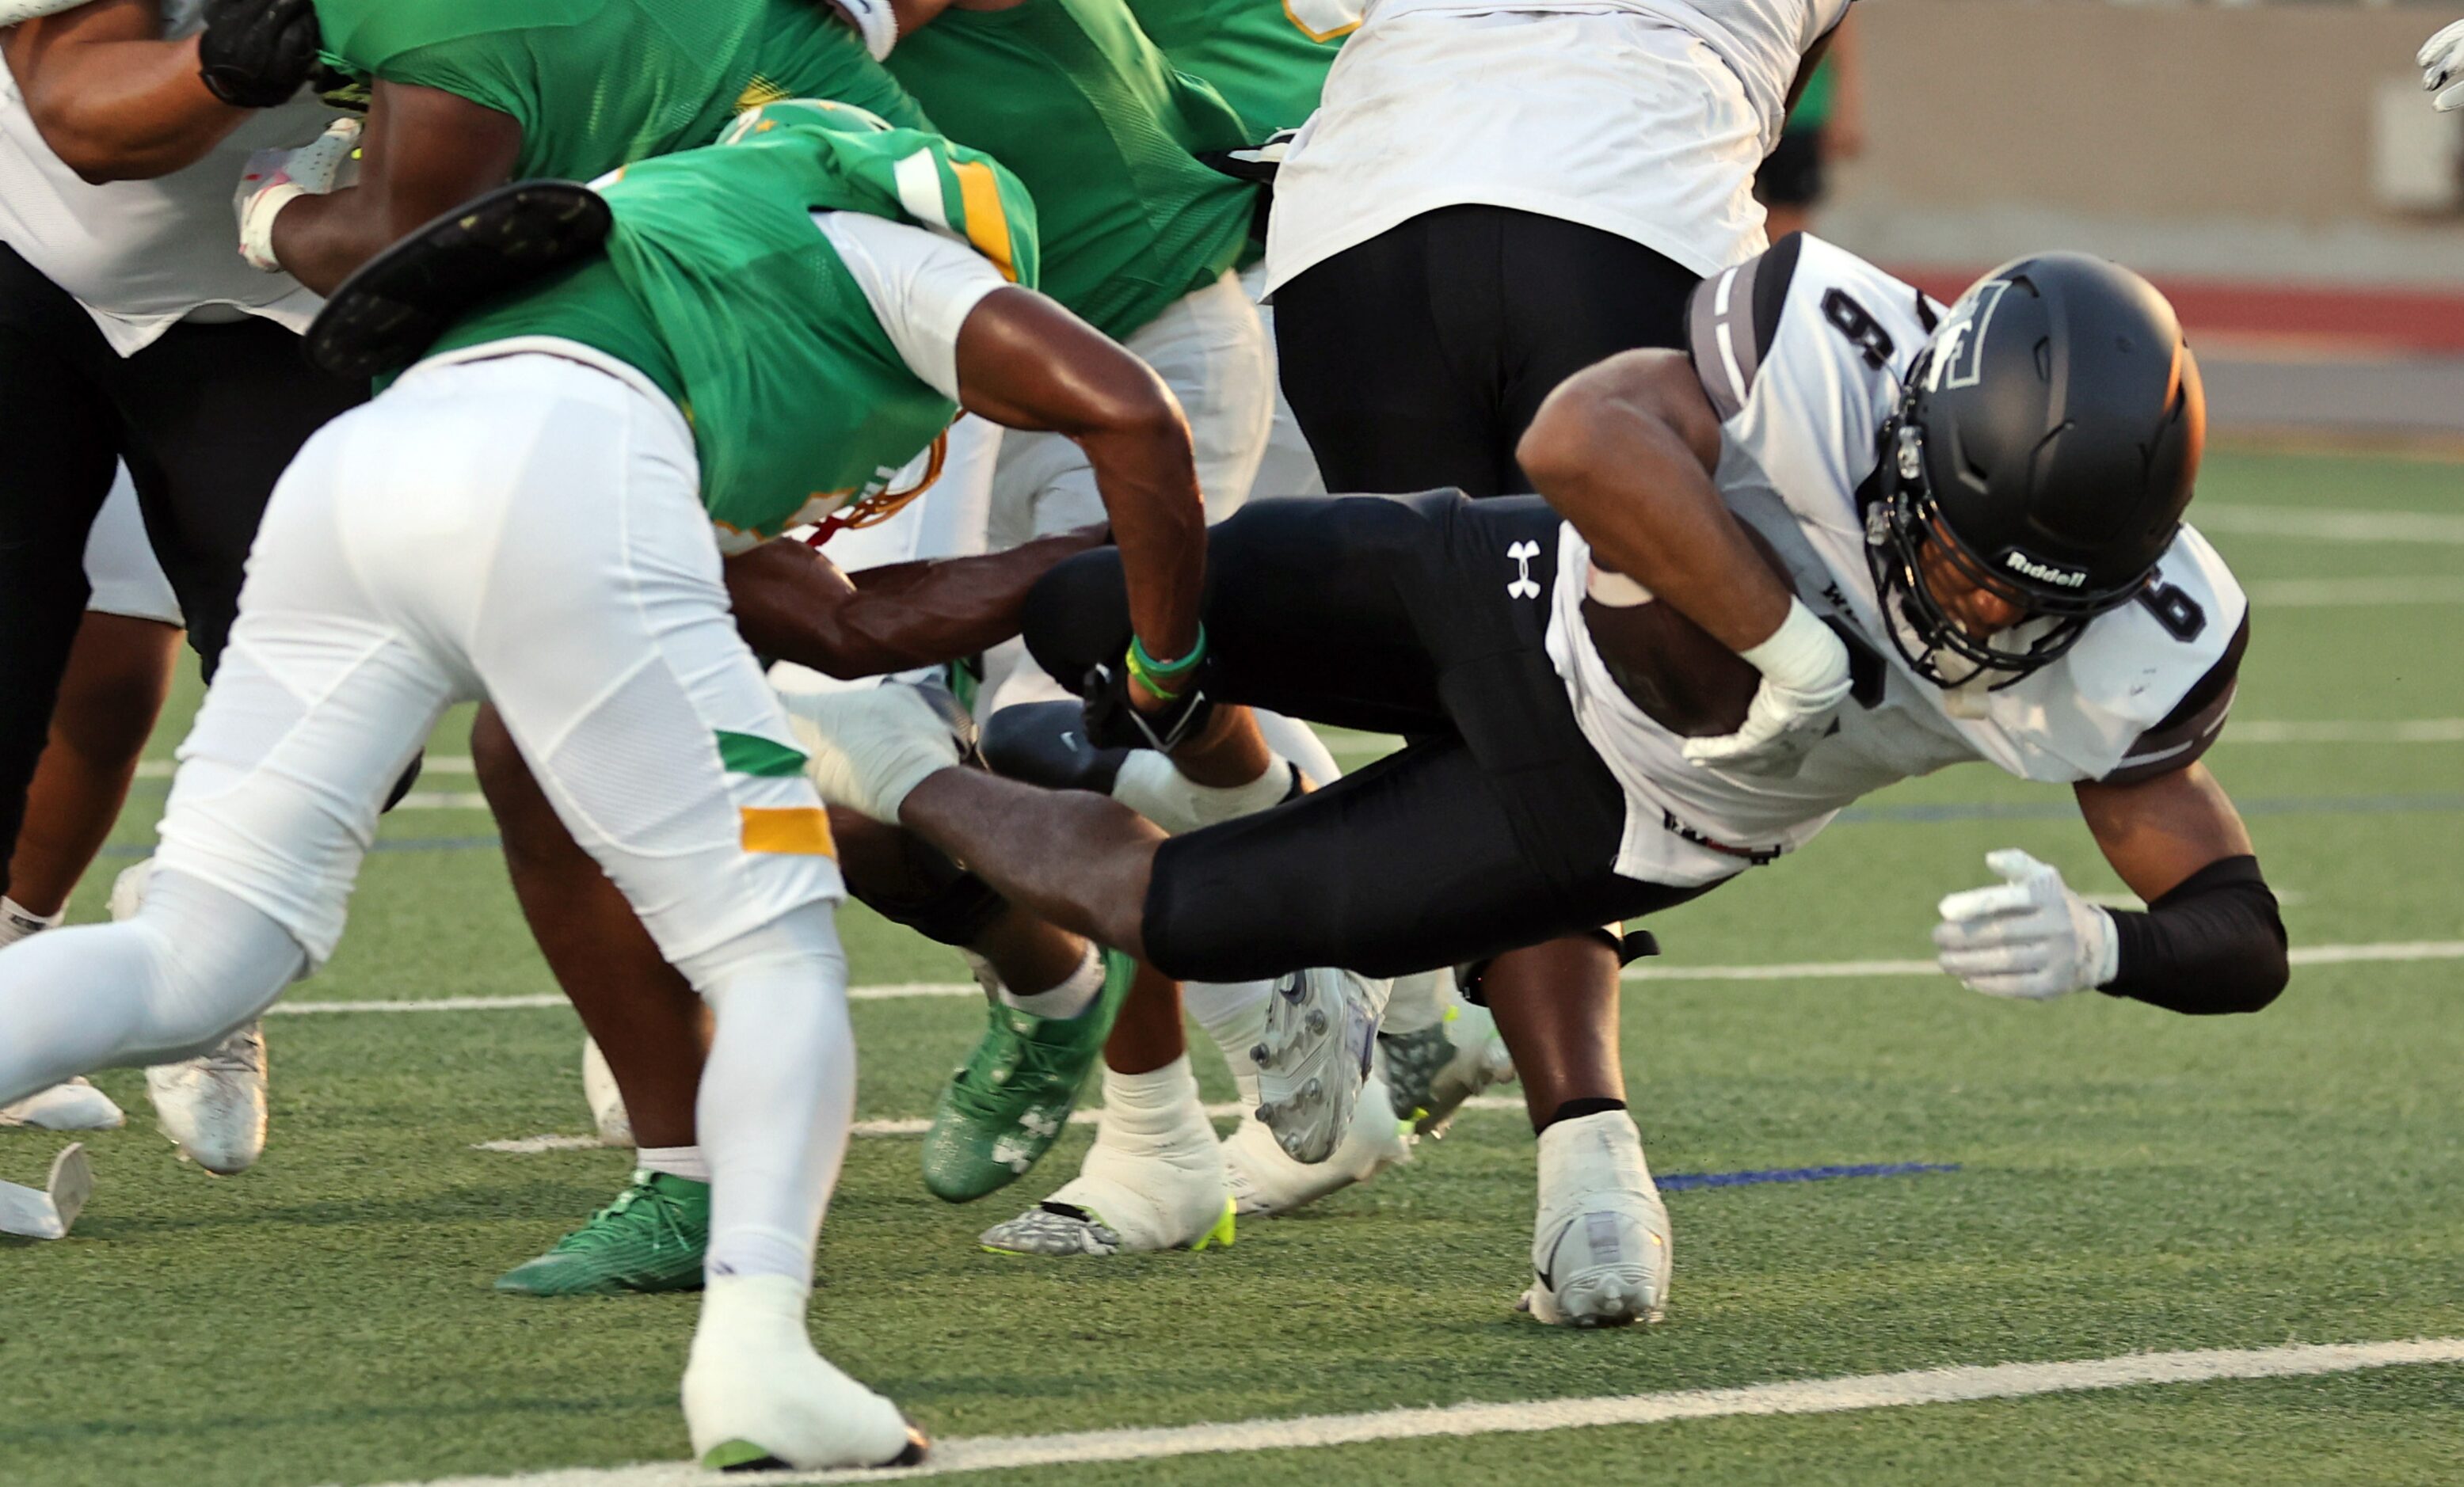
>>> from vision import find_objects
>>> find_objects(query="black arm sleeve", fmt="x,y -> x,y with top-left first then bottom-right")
2098,854 -> 2288,1015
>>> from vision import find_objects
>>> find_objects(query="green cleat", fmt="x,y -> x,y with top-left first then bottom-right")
920,948 -> 1134,1203
493,1169 -> 709,1296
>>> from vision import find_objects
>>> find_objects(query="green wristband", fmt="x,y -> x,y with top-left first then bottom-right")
1130,626 -> 1207,679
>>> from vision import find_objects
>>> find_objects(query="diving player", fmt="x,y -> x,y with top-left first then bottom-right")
0,100 -> 1208,1467
790,241 -> 2290,1326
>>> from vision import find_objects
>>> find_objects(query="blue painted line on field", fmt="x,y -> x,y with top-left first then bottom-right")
1659,1161 -> 1958,1192
94,791 -> 2464,861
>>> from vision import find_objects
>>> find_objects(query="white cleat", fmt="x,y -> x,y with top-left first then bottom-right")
779,681 -> 968,825
1249,967 -> 1387,1165
0,1143 -> 94,1240
1520,1109 -> 1671,1329
1224,1064 -> 1414,1219
683,1273 -> 927,1471
1378,998 -> 1518,1137
981,1062 -> 1235,1256
145,1024 -> 268,1176
112,861 -> 270,1175
0,1078 -> 126,1131
581,1036 -> 633,1147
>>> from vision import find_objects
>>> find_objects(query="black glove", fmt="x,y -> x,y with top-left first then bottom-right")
198,0 -> 326,110
1080,655 -> 1214,753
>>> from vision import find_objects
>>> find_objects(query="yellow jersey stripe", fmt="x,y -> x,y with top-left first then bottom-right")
950,158 -> 1018,283
740,806 -> 837,858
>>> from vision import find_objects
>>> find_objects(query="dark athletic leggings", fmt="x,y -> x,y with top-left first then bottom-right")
1273,204 -> 1700,499
0,244 -> 366,896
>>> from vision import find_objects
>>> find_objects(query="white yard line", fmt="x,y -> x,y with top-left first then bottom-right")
276,941 -> 2464,1020
2243,577 -> 2464,607
357,1337 -> 2464,1487
2193,505 -> 2464,545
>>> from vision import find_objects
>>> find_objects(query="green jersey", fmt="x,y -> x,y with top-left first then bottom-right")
313,0 -> 928,182
428,101 -> 1040,546
887,0 -> 1255,341
1127,0 -> 1344,139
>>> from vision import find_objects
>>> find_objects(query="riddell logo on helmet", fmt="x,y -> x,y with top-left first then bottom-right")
2003,550 -> 2088,588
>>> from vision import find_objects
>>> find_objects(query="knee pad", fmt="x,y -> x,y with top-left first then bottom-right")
845,833 -> 1007,949
676,899 -> 846,990
980,700 -> 1129,794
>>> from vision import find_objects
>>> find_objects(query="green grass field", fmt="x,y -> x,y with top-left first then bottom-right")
3,447 -> 2460,1486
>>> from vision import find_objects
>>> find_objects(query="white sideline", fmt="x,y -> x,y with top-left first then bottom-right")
355,1337 -> 2464,1487
2192,505 -> 2464,545
270,941 -> 2464,1018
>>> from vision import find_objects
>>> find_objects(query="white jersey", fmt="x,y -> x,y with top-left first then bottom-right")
1265,0 -> 1848,291
1545,236 -> 2249,887
0,1 -> 336,356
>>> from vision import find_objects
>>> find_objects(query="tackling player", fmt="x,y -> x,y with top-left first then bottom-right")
0,100 -> 1211,1466
793,240 -> 2291,1326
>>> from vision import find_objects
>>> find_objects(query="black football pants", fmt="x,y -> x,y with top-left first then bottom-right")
0,243 -> 367,897
1273,204 -> 1700,498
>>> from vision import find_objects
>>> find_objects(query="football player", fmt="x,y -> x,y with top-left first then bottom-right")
0,100 -> 1213,1468
793,239 -> 2290,1327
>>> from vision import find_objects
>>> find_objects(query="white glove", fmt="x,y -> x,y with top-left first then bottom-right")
1681,598 -> 1853,778
777,681 -> 965,824
1933,849 -> 2120,1002
234,116 -> 363,272
2421,20 -> 2464,112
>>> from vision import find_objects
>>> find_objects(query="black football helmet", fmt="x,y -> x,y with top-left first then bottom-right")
1867,252 -> 2205,687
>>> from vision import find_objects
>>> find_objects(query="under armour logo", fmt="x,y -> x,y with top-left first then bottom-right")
1506,540 -> 1542,599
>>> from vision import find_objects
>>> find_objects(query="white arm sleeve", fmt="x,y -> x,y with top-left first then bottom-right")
812,211 -> 1010,403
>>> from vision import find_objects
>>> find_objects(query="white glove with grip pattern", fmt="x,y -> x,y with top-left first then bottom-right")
2421,20 -> 2464,112
1681,598 -> 1853,778
234,116 -> 362,272
1933,850 -> 2120,1001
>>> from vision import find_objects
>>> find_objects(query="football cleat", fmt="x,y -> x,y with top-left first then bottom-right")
1379,1000 -> 1518,1137
1224,1065 -> 1413,1219
495,1169 -> 710,1296
981,1071 -> 1233,1256
0,1078 -> 126,1131
1248,967 -> 1387,1165
145,1023 -> 268,1176
920,949 -> 1133,1203
0,1143 -> 93,1240
684,1273 -> 927,1471
1520,1110 -> 1670,1329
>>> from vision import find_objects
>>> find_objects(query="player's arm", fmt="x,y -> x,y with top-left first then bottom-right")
262,80 -> 522,295
3,0 -> 252,182
1521,348 -> 1851,772
954,287 -> 1208,690
724,523 -> 1113,680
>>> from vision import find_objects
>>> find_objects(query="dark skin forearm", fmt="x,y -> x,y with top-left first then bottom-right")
1518,348 -> 1794,654
269,79 -> 523,295
3,2 -> 249,181
723,522 -> 1110,680
955,288 -> 1206,673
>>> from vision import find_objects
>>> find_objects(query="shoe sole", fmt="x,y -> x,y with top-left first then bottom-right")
982,1197 -> 1235,1258
1250,970 -> 1373,1165
703,1424 -> 931,1472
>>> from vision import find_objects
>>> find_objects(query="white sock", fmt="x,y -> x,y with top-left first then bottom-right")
0,871 -> 304,1108
1111,751 -> 1293,835
1095,1054 -> 1210,1145
0,896 -> 63,948
1181,979 -> 1270,1085
680,903 -> 853,1284
1379,969 -> 1453,1036
638,1145 -> 712,1185
1250,709 -> 1342,791
996,944 -> 1104,1020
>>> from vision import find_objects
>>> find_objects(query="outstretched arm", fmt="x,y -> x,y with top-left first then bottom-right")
265,80 -> 522,295
953,287 -> 1207,682
724,523 -> 1113,680
4,1 -> 248,181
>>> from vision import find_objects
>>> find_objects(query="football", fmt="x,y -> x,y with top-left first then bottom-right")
1575,518 -> 1792,738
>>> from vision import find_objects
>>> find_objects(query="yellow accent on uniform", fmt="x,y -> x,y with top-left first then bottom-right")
737,75 -> 793,112
949,159 -> 1018,282
740,806 -> 837,857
